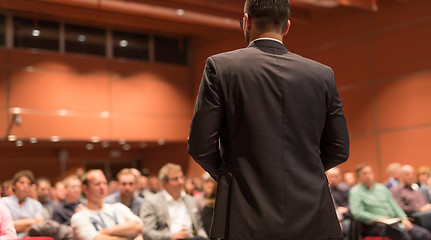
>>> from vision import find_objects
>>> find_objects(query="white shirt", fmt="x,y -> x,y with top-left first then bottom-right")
71,203 -> 142,240
162,190 -> 193,236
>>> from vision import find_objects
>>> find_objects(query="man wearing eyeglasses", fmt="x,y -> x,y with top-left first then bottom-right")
188,0 -> 349,239
140,163 -> 208,240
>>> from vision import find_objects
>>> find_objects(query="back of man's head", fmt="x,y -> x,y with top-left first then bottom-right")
245,0 -> 290,33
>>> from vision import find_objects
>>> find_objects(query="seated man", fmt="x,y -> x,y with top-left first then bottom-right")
35,177 -> 55,220
0,170 -> 44,238
385,162 -> 402,189
52,175 -> 83,226
71,169 -> 143,240
350,163 -> 430,240
390,165 -> 431,216
141,163 -> 208,240
104,168 -> 143,216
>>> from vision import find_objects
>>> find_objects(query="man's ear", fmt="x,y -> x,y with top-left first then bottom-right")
282,20 -> 291,36
245,13 -> 252,31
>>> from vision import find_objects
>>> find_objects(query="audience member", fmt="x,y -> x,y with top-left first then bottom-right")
1,180 -> 13,198
52,181 -> 67,203
417,166 -> 430,188
52,175 -> 83,226
196,173 -> 217,235
184,177 -> 197,196
138,175 -> 152,198
141,163 -> 207,240
35,177 -> 55,219
385,162 -> 402,189
343,171 -> 357,187
327,167 -> 350,209
327,167 -> 351,239
0,203 -> 17,239
0,170 -> 44,238
390,165 -> 431,216
349,163 -> 430,240
147,176 -> 161,194
104,168 -> 143,216
71,169 -> 143,240
108,180 -> 119,195
194,172 -> 216,212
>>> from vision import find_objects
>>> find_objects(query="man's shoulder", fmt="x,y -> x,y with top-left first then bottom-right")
103,191 -> 119,203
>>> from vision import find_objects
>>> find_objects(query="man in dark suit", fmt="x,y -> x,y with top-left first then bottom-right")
188,0 -> 350,239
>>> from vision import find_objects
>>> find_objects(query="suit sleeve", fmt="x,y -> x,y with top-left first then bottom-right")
320,70 -> 349,171
140,199 -> 172,240
188,57 -> 223,180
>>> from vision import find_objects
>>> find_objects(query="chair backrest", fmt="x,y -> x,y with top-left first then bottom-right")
412,211 -> 431,231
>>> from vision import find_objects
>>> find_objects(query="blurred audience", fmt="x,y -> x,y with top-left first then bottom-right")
52,181 -> 67,203
148,176 -> 161,194
107,180 -> 118,195
390,165 -> 431,216
71,169 -> 143,240
52,175 -> 83,226
343,171 -> 357,187
35,177 -> 55,220
141,163 -> 207,240
417,166 -> 430,188
385,162 -> 402,189
350,163 -> 430,240
194,172 -> 217,235
0,170 -> 44,238
2,180 -> 13,197
104,168 -> 143,216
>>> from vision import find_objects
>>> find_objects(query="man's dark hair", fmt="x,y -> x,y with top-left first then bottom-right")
245,0 -> 290,33
355,163 -> 371,177
12,170 -> 35,185
35,177 -> 51,187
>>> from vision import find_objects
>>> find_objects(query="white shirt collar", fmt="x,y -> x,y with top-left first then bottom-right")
162,190 -> 186,203
250,37 -> 283,46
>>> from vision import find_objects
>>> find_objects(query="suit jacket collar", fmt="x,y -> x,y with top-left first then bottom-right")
248,38 -> 288,54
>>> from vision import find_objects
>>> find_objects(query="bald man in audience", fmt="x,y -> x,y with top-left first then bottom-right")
71,169 -> 143,240
390,165 -> 431,216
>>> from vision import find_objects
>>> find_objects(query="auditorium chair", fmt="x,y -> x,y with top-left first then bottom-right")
348,219 -> 392,240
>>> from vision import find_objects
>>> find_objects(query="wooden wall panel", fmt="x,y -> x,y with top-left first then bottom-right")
9,71 -> 110,111
340,86 -> 375,133
380,127 -> 431,172
306,40 -> 371,87
377,72 -> 431,130
346,134 -> 380,179
371,21 -> 431,81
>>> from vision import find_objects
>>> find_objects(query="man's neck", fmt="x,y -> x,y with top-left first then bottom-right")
86,198 -> 103,210
250,32 -> 283,44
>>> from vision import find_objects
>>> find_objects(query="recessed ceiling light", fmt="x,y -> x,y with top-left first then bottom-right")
32,29 -> 40,37
176,9 -> 185,16
77,35 -> 86,42
119,40 -> 128,47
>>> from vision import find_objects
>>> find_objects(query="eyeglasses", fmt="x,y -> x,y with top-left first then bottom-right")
168,176 -> 185,182
239,17 -> 244,29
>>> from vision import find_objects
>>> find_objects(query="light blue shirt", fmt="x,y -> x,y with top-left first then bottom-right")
0,195 -> 44,238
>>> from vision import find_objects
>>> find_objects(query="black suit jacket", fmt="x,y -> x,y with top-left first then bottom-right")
188,39 -> 349,240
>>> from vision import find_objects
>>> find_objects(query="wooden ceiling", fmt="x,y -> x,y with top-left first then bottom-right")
0,0 -> 377,38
